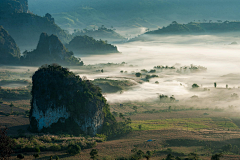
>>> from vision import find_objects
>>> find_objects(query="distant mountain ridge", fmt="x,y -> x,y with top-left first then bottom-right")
0,0 -> 28,14
29,0 -> 240,30
0,0 -> 71,50
129,21 -> 240,41
147,21 -> 240,35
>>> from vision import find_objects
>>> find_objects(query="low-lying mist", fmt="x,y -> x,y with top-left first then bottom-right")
80,34 -> 240,107
2,34 -> 240,109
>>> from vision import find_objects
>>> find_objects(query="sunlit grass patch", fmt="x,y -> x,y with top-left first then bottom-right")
131,118 -> 238,131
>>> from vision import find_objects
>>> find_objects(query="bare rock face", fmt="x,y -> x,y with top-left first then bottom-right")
0,26 -> 20,64
29,64 -> 110,135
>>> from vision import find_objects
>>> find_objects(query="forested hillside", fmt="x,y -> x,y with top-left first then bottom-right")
29,0 -> 240,30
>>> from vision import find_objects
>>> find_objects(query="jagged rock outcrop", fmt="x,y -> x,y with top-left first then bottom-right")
0,26 -> 20,64
66,35 -> 119,55
21,33 -> 83,66
29,64 -> 113,135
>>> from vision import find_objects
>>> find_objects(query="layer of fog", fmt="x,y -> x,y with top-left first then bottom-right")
80,34 -> 240,108
2,34 -> 240,108
0,83 -> 28,88
114,27 -> 148,39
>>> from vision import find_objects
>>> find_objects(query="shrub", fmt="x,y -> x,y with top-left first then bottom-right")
90,149 -> 98,160
50,144 -> 61,151
96,134 -> 107,141
35,146 -> 40,153
33,153 -> 39,159
23,145 -> 34,152
135,72 -> 142,77
17,153 -> 24,159
141,69 -> 148,73
149,69 -> 156,73
192,83 -> 199,88
39,145 -> 47,151
145,75 -> 152,80
39,136 -> 52,143
85,141 -> 97,149
167,148 -> 172,153
67,144 -> 81,155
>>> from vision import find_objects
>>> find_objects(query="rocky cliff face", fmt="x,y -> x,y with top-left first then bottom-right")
0,26 -> 20,64
29,64 -> 110,135
22,33 -> 83,66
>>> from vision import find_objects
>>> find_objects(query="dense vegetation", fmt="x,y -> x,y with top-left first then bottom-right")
0,87 -> 31,100
0,0 -> 28,14
147,21 -> 240,35
0,7 -> 71,49
21,33 -> 83,66
0,79 -> 31,100
30,64 -> 131,137
66,35 -> 119,55
92,78 -> 136,93
29,0 -> 240,29
12,135 -> 99,153
29,64 -> 111,134
0,26 -> 21,64
72,26 -> 126,42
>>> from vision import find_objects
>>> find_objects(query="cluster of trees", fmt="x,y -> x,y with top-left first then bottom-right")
101,112 -> 132,138
192,84 -> 199,88
135,72 -> 158,81
72,25 -> 124,41
147,21 -> 240,35
159,95 -> 176,102
0,87 -> 31,100
154,66 -> 176,69
72,25 -> 126,42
